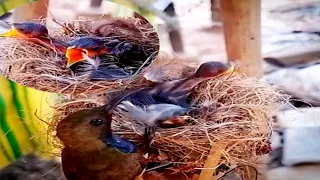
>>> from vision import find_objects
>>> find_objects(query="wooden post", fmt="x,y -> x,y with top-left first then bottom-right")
13,0 -> 49,23
199,143 -> 226,180
220,0 -> 262,77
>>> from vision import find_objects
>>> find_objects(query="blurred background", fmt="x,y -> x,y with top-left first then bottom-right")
0,0 -> 320,179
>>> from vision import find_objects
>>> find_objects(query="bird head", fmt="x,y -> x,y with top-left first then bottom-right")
0,22 -> 49,38
56,106 -> 136,153
66,37 -> 109,68
194,61 -> 237,78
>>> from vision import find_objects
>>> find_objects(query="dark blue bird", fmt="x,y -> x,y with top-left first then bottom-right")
109,61 -> 236,129
0,21 -> 68,53
65,36 -> 138,80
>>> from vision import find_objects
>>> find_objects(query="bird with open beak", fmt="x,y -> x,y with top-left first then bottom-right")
109,61 -> 236,142
57,105 -> 172,180
0,21 -> 68,53
65,36 -> 154,80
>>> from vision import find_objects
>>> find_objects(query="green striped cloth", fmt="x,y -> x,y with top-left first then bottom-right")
0,0 -> 55,168
0,77 -> 55,167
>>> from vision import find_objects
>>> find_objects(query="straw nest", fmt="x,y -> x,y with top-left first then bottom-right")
0,17 -> 159,94
44,61 -> 289,173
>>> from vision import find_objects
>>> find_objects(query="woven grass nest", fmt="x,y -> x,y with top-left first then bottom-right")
44,55 -> 289,175
0,17 -> 159,94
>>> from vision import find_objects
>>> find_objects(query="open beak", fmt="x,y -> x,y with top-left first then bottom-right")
66,47 -> 87,68
0,27 -> 26,38
221,65 -> 238,78
103,135 -> 136,153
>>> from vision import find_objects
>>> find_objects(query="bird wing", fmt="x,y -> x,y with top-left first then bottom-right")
118,101 -> 188,126
146,104 -> 189,120
90,67 -> 130,80
118,100 -> 154,126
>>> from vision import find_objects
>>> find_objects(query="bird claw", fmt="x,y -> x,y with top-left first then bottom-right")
144,127 -> 156,152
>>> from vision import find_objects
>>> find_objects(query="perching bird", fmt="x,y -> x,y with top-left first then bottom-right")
110,61 -> 235,129
0,21 -> 68,53
65,36 -> 149,80
57,106 -> 171,180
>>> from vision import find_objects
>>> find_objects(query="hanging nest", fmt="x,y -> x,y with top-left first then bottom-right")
0,17 -> 159,94
44,61 -> 289,175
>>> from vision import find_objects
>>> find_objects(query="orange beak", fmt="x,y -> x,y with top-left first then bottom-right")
0,27 -> 27,38
221,65 -> 236,76
220,65 -> 240,79
66,47 -> 88,68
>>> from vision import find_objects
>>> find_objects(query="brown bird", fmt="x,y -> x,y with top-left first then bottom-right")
56,105 -> 171,180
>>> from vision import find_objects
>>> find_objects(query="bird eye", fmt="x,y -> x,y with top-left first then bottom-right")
89,119 -> 103,126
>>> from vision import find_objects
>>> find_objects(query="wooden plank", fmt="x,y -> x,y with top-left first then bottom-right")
220,0 -> 262,77
199,143 -> 226,180
264,43 -> 320,67
13,0 -> 49,22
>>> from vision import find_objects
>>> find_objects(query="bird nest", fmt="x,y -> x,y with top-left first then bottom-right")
44,64 -> 289,175
0,17 -> 159,94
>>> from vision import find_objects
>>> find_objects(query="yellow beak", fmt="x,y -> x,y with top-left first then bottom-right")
222,65 -> 236,76
0,27 -> 26,38
220,65 -> 239,79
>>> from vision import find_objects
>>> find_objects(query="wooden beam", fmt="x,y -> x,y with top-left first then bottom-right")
13,0 -> 49,23
220,0 -> 262,77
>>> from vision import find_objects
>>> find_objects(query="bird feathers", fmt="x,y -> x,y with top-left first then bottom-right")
118,101 -> 189,126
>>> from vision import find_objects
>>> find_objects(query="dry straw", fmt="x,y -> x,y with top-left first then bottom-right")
44,63 -> 289,173
0,17 -> 159,94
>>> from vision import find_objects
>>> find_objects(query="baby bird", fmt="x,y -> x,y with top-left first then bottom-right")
57,106 -> 142,180
0,21 -> 68,53
109,61 -> 236,142
0,21 -> 48,38
65,36 -> 135,80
